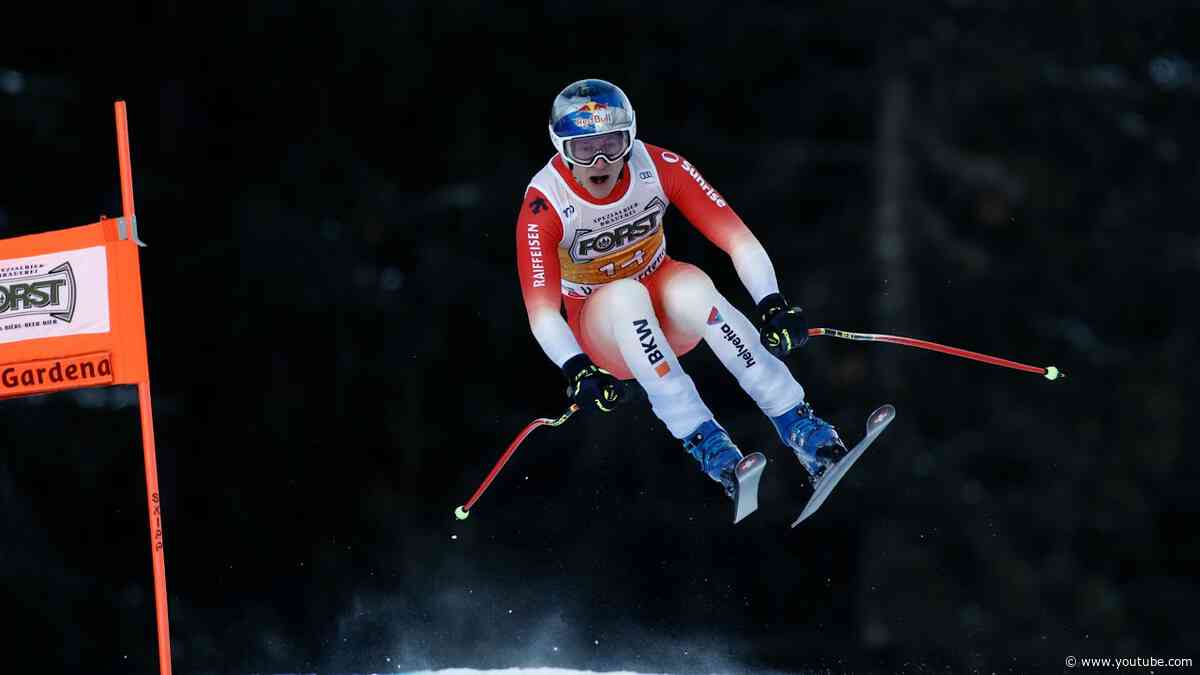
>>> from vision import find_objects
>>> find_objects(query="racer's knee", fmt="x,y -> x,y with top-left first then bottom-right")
659,263 -> 719,331
592,278 -> 653,315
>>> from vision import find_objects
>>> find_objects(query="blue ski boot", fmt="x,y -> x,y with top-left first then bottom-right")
681,420 -> 743,498
771,401 -> 847,485
683,420 -> 769,523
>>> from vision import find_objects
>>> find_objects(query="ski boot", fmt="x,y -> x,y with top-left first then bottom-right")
770,400 -> 847,485
682,420 -> 767,523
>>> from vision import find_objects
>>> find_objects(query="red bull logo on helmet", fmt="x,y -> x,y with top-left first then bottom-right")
572,101 -> 614,129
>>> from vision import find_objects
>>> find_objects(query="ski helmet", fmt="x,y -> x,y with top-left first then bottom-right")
548,79 -> 637,167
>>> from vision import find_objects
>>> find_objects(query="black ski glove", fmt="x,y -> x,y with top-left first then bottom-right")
756,292 -> 809,358
562,353 -> 628,413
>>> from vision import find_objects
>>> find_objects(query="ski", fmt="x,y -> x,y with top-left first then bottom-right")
732,452 -> 767,524
792,404 -> 895,527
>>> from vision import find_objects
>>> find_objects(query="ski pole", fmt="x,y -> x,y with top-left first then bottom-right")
454,404 -> 581,520
808,328 -> 1064,380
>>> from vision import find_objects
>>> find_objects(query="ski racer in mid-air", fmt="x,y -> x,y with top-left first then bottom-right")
514,78 -> 850,520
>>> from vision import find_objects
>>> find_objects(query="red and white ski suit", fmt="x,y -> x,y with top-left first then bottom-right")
515,141 -> 804,438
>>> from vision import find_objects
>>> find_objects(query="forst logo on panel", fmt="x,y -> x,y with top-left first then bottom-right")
0,261 -> 77,323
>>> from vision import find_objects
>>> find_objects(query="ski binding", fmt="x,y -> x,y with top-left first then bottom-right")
792,404 -> 896,527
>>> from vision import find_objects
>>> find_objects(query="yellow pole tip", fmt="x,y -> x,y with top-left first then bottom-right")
454,506 -> 470,520
1044,366 -> 1061,381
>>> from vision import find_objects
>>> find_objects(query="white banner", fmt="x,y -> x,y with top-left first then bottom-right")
0,245 -> 110,346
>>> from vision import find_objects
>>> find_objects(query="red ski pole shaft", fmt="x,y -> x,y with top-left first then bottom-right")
455,404 -> 580,520
809,328 -> 1064,380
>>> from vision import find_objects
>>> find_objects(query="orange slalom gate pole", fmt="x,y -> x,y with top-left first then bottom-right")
116,100 -> 173,675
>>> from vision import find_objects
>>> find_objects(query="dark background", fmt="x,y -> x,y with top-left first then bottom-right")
2,2 -> 1197,673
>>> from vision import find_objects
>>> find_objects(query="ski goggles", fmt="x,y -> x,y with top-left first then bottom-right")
563,130 -> 631,167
